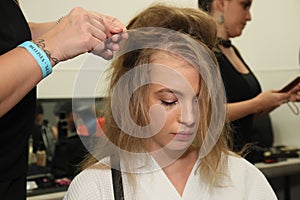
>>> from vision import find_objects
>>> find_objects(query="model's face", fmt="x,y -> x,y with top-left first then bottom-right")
223,0 -> 252,38
147,52 -> 200,152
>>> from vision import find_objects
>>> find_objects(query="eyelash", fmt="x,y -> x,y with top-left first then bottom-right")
241,2 -> 251,10
161,100 -> 178,107
160,98 -> 198,107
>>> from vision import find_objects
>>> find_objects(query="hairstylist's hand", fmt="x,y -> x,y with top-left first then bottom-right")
90,12 -> 128,59
38,7 -> 127,64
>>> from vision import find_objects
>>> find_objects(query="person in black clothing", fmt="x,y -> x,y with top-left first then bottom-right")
0,1 -> 126,199
198,0 -> 300,157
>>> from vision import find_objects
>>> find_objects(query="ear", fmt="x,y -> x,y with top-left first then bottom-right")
213,0 -> 225,12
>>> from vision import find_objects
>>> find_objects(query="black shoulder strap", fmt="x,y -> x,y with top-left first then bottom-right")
111,156 -> 124,200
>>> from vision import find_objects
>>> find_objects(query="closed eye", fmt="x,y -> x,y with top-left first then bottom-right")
241,1 -> 251,10
161,100 -> 178,107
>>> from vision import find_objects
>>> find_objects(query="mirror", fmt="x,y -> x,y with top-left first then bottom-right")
28,98 -> 106,179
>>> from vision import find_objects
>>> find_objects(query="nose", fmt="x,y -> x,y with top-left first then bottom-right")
177,101 -> 197,127
246,10 -> 252,21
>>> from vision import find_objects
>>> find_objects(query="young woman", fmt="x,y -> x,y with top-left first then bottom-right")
198,0 -> 300,153
64,5 -> 277,200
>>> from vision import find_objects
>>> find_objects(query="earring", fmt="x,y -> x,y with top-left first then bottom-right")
217,13 -> 224,24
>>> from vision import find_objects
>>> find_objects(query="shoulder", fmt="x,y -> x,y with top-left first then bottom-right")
64,164 -> 113,200
225,154 -> 277,199
227,153 -> 256,169
226,154 -> 266,179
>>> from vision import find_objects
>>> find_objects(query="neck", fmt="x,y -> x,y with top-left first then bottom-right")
150,146 -> 197,168
217,37 -> 232,48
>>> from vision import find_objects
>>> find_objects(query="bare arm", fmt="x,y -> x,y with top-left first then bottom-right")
0,48 -> 42,117
227,90 -> 290,121
0,7 -> 127,117
227,99 -> 259,121
28,22 -> 56,40
0,22 -> 58,116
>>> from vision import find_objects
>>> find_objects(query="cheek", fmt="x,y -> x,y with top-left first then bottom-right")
148,104 -> 167,135
151,111 -> 178,146
152,108 -> 178,134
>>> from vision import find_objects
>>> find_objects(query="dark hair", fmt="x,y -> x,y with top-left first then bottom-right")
198,0 -> 213,12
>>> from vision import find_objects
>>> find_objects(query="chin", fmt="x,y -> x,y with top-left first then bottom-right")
237,28 -> 244,36
165,140 -> 192,151
229,29 -> 243,38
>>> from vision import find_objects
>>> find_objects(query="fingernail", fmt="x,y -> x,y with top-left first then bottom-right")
113,27 -> 122,32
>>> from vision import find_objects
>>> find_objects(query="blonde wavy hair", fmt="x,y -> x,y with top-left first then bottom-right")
82,4 -> 232,188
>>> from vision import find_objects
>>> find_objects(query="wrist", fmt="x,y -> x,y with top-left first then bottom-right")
18,41 -> 52,78
32,39 -> 60,66
251,96 -> 262,114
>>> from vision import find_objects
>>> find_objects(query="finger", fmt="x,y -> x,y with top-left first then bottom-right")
104,15 -> 127,32
111,32 -> 128,42
103,34 -> 121,48
90,11 -> 126,38
106,42 -> 120,51
104,33 -> 128,51
111,33 -> 122,42
91,37 -> 120,59
99,49 -> 114,60
88,16 -> 108,42
90,41 -> 114,60
91,42 -> 105,56
102,15 -> 126,36
90,12 -> 121,36
87,11 -> 112,38
290,93 -> 300,102
120,32 -> 129,40
289,83 -> 300,94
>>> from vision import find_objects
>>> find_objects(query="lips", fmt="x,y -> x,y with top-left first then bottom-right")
177,131 -> 193,135
172,131 -> 194,140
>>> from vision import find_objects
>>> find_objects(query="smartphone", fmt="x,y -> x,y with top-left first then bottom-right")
279,76 -> 300,93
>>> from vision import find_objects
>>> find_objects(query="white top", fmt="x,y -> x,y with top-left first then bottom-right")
64,154 -> 277,200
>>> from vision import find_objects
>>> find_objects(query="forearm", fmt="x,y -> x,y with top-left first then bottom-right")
227,90 -> 292,121
0,47 -> 42,117
226,98 -> 259,121
28,22 -> 56,40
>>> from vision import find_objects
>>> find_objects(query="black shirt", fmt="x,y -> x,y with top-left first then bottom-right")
0,0 -> 36,180
216,46 -> 261,151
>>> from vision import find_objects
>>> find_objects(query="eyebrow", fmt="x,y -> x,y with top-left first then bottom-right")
155,88 -> 199,98
155,88 -> 181,96
241,0 -> 252,4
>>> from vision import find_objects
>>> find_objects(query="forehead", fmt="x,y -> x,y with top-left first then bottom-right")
148,52 -> 200,93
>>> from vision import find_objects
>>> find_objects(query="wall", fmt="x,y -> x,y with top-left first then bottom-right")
20,0 -> 300,146
234,0 -> 300,70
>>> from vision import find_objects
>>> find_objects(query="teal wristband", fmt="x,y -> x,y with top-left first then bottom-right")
18,41 -> 52,78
